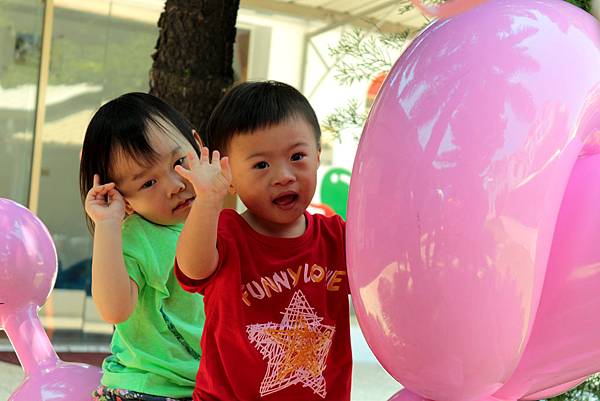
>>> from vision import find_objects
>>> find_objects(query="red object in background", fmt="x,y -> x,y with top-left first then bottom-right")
366,71 -> 388,107
308,203 -> 336,217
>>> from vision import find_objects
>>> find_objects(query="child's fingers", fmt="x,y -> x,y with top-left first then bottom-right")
107,188 -> 124,202
91,175 -> 115,189
92,183 -> 115,194
175,164 -> 191,180
212,150 -> 221,164
87,182 -> 115,201
186,151 -> 200,169
200,146 -> 210,163
220,157 -> 231,180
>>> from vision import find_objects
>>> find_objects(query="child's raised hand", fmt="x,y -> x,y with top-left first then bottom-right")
176,147 -> 231,203
85,174 -> 126,224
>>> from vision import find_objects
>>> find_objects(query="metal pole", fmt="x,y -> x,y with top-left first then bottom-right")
28,0 -> 54,213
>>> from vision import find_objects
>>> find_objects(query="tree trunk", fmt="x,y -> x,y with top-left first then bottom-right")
149,0 -> 240,136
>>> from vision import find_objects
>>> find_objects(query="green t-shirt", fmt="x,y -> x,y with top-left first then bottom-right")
101,214 -> 204,398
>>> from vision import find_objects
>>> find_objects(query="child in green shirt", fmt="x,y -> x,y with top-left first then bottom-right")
79,92 -> 205,401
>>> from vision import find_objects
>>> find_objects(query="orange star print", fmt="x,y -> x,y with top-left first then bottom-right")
246,290 -> 335,398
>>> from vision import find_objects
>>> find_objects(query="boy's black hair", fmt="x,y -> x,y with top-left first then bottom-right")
205,80 -> 321,154
79,92 -> 199,232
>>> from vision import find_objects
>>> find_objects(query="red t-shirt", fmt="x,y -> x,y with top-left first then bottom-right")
175,209 -> 351,401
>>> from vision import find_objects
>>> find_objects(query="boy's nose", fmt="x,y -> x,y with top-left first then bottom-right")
273,167 -> 296,186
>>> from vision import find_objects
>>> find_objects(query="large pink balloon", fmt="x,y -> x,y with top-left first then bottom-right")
410,0 -> 487,19
346,1 -> 600,401
0,199 -> 101,400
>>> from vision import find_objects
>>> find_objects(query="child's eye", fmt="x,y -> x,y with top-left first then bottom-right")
174,157 -> 186,167
254,161 -> 269,170
141,179 -> 156,189
291,153 -> 305,161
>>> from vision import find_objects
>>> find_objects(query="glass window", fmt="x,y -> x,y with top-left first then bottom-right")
0,0 -> 44,204
36,0 -> 165,340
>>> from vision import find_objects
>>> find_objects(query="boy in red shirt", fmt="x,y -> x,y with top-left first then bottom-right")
174,81 -> 351,400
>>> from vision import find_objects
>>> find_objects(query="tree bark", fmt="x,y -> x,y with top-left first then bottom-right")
149,0 -> 240,136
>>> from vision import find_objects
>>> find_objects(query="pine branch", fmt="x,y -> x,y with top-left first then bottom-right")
322,99 -> 367,142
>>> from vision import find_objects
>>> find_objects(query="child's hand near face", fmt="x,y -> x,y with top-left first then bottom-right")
176,147 -> 232,205
85,174 -> 126,224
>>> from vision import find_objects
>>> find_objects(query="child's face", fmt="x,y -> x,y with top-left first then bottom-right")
227,116 -> 320,233
112,125 -> 200,226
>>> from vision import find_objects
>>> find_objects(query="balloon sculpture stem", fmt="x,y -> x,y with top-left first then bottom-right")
3,303 -> 60,376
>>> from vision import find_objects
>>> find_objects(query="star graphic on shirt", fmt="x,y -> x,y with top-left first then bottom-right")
246,290 -> 335,398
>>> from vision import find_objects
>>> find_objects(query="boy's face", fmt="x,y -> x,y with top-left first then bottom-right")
227,116 -> 320,234
112,125 -> 201,226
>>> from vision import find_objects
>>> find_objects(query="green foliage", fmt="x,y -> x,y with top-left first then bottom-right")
324,0 -> 595,141
564,0 -> 592,12
322,99 -> 368,142
323,4 -> 423,139
329,28 -> 409,86
547,374 -> 600,401
323,27 -> 413,138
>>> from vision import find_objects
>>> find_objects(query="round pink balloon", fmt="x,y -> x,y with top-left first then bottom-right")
0,199 -> 57,308
410,0 -> 487,19
0,198 -> 101,400
346,1 -> 600,400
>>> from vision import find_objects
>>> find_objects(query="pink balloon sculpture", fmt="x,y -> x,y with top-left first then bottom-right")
0,198 -> 101,400
346,0 -> 600,401
410,0 -> 487,19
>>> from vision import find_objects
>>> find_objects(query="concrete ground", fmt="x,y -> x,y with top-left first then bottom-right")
0,322 -> 402,401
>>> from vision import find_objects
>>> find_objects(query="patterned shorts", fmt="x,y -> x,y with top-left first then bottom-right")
92,386 -> 193,401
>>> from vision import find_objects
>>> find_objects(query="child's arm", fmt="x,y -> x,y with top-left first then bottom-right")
85,175 -> 138,324
175,147 -> 231,280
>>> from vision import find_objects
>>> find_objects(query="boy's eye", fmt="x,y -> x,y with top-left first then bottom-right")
141,179 -> 156,189
291,153 -> 305,161
174,157 -> 186,167
254,161 -> 269,169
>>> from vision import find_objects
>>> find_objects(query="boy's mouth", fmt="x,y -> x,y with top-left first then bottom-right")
174,197 -> 195,211
273,192 -> 299,209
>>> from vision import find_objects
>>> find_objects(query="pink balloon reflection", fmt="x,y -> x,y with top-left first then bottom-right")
0,199 -> 101,401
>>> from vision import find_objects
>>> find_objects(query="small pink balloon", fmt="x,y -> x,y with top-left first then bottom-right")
0,198 -> 101,401
346,1 -> 600,400
410,0 -> 487,19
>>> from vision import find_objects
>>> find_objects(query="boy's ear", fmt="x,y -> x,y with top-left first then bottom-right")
317,147 -> 321,167
192,130 -> 203,148
228,184 -> 237,195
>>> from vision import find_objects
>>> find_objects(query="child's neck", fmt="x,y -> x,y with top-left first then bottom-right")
241,211 -> 306,238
